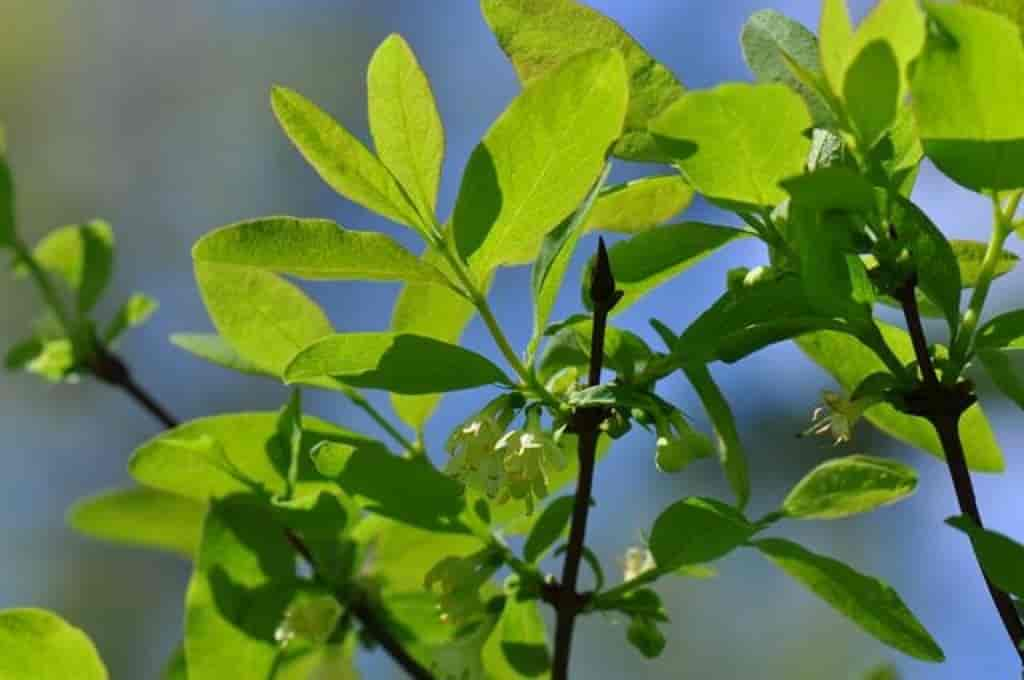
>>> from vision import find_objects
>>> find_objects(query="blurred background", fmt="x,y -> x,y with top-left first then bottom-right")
1,0 -> 1021,677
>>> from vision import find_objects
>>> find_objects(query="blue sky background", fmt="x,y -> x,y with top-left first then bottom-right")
1,1 -> 1021,677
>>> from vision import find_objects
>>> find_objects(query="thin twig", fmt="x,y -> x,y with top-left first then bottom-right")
894,280 -> 1024,665
551,237 -> 619,680
90,348 -> 179,429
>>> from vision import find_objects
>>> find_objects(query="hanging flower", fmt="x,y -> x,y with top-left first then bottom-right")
495,410 -> 566,514
801,390 -> 872,445
444,395 -> 520,498
622,546 -> 656,582
653,410 -> 714,474
424,550 -> 500,626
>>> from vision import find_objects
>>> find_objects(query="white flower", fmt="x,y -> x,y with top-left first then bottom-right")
801,390 -> 869,445
623,546 -> 656,582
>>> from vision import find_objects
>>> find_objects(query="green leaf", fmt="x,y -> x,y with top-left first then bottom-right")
753,537 -> 944,662
453,49 -> 628,273
68,487 -> 206,558
487,583 -> 551,678
819,0 -> 853,100
0,141 -> 14,248
964,0 -> 1024,30
683,364 -> 750,509
893,197 -> 962,333
194,262 -> 333,378
781,455 -> 918,519
310,441 -> 466,533
626,615 -> 667,659
976,309 -> 1024,349
780,166 -> 877,212
162,644 -> 187,680
531,164 -> 610,359
390,244 -> 484,429
0,608 -> 108,680
674,274 -> 849,364
270,86 -> 423,231
977,348 -> 1024,410
284,332 -> 511,394
649,83 -> 812,210
538,320 -> 652,383
368,33 -> 444,221
951,240 -> 1018,287
522,495 -> 575,563
103,293 -> 158,345
741,9 -> 833,126
584,222 -> 748,317
169,333 -> 271,377
30,220 -> 114,313
193,217 -> 447,284
911,3 -> 1024,191
863,663 -> 900,680
648,497 -> 754,571
796,323 -> 1004,472
946,515 -> 1024,599
838,0 -> 925,101
584,176 -> 694,234
185,494 -> 299,680
480,0 -> 685,162
842,40 -> 900,149
4,337 -> 42,371
130,412 -> 381,501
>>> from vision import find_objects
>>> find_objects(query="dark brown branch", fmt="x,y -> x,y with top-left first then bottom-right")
90,348 -> 178,429
894,280 -> 1024,665
551,237 -> 620,680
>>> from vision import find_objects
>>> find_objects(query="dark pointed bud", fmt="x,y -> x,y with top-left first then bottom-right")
589,237 -> 620,310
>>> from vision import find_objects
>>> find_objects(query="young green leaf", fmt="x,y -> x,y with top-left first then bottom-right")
530,163 -> 610,359
480,0 -> 685,162
368,33 -> 444,221
453,49 -> 628,273
975,310 -> 1024,350
752,537 -> 944,662
538,319 -> 652,383
68,487 -> 207,558
310,441 -> 467,533
583,175 -> 693,234
284,332 -> 511,394
911,3 -> 1024,191
170,333 -> 271,377
486,581 -> 551,678
781,455 -> 918,519
194,262 -> 333,378
582,222 -> 748,317
4,337 -> 42,371
185,494 -> 300,680
951,240 -> 1018,287
648,497 -> 754,571
523,495 -> 576,563
103,293 -> 158,345
797,324 -> 1004,472
964,0 -> 1024,29
0,608 -> 108,680
741,9 -> 833,126
29,220 -> 114,313
390,244 -> 484,429
161,644 -> 187,680
270,86 -> 424,231
819,0 -> 853,100
193,217 -> 448,284
977,348 -> 1024,410
780,166 -> 877,212
130,412 -> 380,501
649,83 -> 812,210
683,364 -> 750,509
843,40 -> 900,150
946,516 -> 1024,599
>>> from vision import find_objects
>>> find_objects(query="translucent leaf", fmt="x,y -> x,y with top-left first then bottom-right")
842,40 -> 900,149
0,609 -> 107,680
29,220 -> 114,313
796,323 -> 1004,472
781,455 -> 918,519
368,34 -> 444,220
582,222 -> 748,317
453,49 -> 628,273
753,537 -> 945,662
103,293 -> 158,345
170,333 -> 271,377
68,487 -> 206,558
482,580 -> 551,678
271,86 -> 424,232
951,240 -> 1018,287
741,9 -> 834,125
911,3 -> 1024,191
194,262 -> 333,378
481,0 -> 685,162
649,83 -> 812,210
285,332 -> 511,394
193,217 -> 448,284
584,176 -> 693,234
130,412 -> 382,501
185,494 -> 299,680
648,497 -> 753,570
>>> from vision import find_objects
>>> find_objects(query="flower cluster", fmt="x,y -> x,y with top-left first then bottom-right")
423,549 -> 501,626
444,399 -> 566,514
